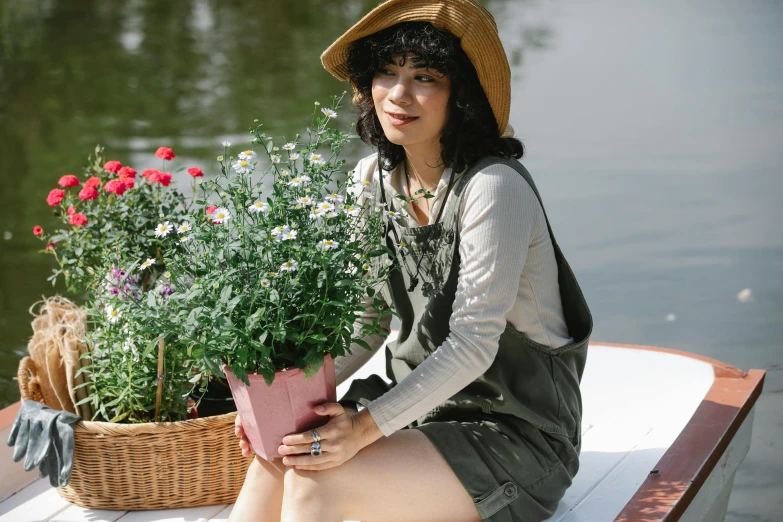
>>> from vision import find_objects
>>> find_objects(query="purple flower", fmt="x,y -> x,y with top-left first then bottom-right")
110,287 -> 120,296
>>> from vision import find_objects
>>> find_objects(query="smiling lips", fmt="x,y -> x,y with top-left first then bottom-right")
386,112 -> 419,126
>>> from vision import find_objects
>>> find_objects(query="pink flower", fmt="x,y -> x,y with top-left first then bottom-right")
187,167 -> 204,178
46,189 -> 65,206
33,226 -> 43,236
84,176 -> 101,189
70,213 -> 88,226
78,187 -> 99,201
155,147 -> 176,161
67,205 -> 76,215
142,169 -> 159,179
104,179 -> 128,195
149,171 -> 173,187
119,175 -> 135,189
46,242 -> 56,251
103,160 -> 123,173
206,205 -> 217,214
117,166 -> 137,179
57,175 -> 80,188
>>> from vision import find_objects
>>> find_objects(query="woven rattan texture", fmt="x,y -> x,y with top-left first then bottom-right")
18,358 -> 252,510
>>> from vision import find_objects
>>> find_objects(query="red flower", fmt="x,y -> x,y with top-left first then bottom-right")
84,176 -> 101,189
33,226 -> 43,236
46,189 -> 65,206
149,171 -> 173,187
187,167 -> 204,178
78,187 -> 99,201
57,175 -> 80,188
117,166 -> 137,179
70,213 -> 88,226
155,147 -> 176,161
67,205 -> 76,215
120,176 -> 135,189
103,160 -> 123,173
206,205 -> 217,214
46,242 -> 56,251
104,179 -> 128,195
141,169 -> 159,179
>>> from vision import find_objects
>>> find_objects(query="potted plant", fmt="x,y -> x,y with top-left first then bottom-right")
120,93 -> 396,460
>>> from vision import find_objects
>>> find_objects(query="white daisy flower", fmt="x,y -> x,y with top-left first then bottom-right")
260,278 -> 270,288
280,260 -> 298,272
212,207 -> 231,224
106,305 -> 122,323
317,239 -> 339,250
361,180 -> 371,187
180,235 -> 190,243
232,159 -> 255,174
295,196 -> 315,207
289,153 -> 300,161
177,222 -> 191,234
362,263 -> 370,271
345,205 -> 361,217
309,153 -> 326,165
270,155 -> 281,164
398,241 -> 409,255
154,221 -> 173,238
139,257 -> 155,270
321,108 -> 337,119
248,200 -> 269,214
325,211 -> 338,218
308,207 -> 325,220
383,258 -> 394,267
317,201 -> 335,212
384,210 -> 402,221
221,140 -> 231,147
271,225 -> 288,236
282,143 -> 296,151
282,230 -> 298,241
325,193 -> 345,204
238,150 -> 257,161
299,175 -> 311,184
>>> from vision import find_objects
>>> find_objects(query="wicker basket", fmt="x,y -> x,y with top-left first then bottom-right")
18,356 -> 252,511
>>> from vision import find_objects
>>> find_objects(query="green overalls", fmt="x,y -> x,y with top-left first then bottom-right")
339,155 -> 593,521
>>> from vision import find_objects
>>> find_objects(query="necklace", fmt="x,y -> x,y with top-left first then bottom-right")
404,161 -> 432,218
377,160 -> 456,292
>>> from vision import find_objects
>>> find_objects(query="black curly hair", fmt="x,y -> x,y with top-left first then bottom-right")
346,21 -> 523,174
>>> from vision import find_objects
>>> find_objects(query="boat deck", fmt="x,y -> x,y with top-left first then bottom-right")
0,340 -> 764,522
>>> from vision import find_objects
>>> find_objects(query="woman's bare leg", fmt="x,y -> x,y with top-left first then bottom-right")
228,455 -> 287,522
280,429 -> 482,522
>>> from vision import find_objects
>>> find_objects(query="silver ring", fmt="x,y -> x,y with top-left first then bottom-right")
311,429 -> 321,443
310,441 -> 322,457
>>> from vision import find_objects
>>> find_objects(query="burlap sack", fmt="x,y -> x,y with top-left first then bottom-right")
25,296 -> 92,418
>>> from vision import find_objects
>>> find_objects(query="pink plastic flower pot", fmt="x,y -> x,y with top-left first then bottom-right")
223,354 -> 336,461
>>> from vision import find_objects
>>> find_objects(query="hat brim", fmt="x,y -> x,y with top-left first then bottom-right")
321,0 -> 510,137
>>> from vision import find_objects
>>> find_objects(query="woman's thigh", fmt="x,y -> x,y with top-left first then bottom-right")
229,456 -> 287,522
284,428 -> 482,522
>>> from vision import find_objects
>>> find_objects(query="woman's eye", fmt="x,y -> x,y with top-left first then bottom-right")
378,69 -> 433,82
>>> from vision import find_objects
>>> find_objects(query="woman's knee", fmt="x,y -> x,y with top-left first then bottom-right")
251,454 -> 288,478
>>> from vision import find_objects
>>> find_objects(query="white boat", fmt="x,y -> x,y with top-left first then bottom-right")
0,334 -> 764,522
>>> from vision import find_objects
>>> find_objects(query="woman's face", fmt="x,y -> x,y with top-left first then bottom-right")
371,53 -> 451,150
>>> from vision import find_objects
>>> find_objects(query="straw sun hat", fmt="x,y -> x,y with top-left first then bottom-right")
321,0 -> 514,138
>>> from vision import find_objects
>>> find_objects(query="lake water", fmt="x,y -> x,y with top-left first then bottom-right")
0,1 -> 780,520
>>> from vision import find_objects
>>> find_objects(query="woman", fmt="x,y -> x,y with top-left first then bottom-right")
231,1 -> 592,521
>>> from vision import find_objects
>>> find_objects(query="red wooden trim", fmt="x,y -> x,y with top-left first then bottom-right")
0,402 -> 20,431
614,367 -> 765,521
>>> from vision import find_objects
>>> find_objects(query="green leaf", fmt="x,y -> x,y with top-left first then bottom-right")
220,285 -> 232,303
142,333 -> 166,359
317,271 -> 327,289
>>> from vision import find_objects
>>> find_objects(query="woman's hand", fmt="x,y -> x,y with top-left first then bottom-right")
234,413 -> 254,458
278,402 -> 383,471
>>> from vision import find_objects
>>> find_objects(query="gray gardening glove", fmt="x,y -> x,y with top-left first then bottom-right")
6,400 -> 81,487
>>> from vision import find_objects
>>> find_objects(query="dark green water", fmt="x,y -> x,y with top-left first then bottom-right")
1,1 -> 781,520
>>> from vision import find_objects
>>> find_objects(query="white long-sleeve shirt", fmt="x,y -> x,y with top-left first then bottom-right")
336,153 -> 573,437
